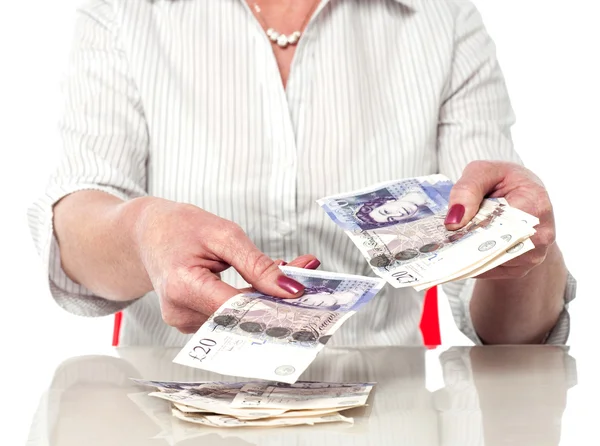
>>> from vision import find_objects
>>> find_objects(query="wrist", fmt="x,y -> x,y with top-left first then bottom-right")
116,196 -> 164,273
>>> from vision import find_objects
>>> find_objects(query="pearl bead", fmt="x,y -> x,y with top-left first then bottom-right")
287,33 -> 299,44
269,31 -> 280,42
266,28 -> 275,37
276,34 -> 288,47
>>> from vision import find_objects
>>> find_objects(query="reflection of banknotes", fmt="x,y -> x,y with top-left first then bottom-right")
317,175 -> 537,289
172,408 -> 354,428
173,267 -> 385,383
132,379 -> 373,429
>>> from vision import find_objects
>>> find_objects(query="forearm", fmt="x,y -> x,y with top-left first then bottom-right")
53,191 -> 154,301
470,244 -> 568,344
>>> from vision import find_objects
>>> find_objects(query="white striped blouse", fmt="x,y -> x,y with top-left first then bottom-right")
27,0 -> 576,347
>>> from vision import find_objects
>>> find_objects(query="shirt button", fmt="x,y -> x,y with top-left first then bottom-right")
278,221 -> 292,236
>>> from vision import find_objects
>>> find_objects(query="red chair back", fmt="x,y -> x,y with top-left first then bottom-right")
420,287 -> 441,347
112,311 -> 123,346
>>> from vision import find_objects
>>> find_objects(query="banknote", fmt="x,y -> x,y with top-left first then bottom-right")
173,403 -> 210,413
148,389 -> 289,419
133,379 -> 375,419
171,407 -> 354,427
231,381 -> 375,410
139,381 -> 295,420
413,206 -> 539,290
133,379 -> 371,430
174,402 -> 357,419
173,266 -> 385,383
317,175 -> 538,288
131,378 -> 216,392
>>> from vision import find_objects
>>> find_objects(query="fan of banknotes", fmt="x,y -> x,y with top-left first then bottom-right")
132,379 -> 374,428
317,173 -> 538,291
171,174 -> 537,384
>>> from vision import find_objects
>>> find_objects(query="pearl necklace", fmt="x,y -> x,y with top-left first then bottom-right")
266,29 -> 301,48
252,2 -> 320,48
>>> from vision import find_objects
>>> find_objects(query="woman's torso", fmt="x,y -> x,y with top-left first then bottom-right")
116,0 -> 457,346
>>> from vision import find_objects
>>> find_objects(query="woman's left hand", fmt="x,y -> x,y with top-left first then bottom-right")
444,160 -> 556,280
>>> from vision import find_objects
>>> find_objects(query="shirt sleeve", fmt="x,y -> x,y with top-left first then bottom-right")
26,0 -> 149,317
437,1 -> 577,345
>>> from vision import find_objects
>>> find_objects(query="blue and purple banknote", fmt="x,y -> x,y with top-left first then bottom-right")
174,266 -> 385,383
317,174 -> 538,290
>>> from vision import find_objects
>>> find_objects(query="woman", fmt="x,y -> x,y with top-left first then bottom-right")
28,0 -> 575,347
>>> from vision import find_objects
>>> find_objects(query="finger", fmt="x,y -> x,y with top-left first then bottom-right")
177,325 -> 202,334
166,267 -> 243,317
287,255 -> 320,269
305,259 -> 321,269
473,265 -> 529,280
493,250 -> 546,270
238,256 -> 320,296
273,257 -> 321,269
237,255 -> 319,294
178,323 -> 204,334
160,302 -> 209,334
193,268 -> 254,313
207,224 -> 306,298
201,259 -> 231,274
445,161 -> 510,230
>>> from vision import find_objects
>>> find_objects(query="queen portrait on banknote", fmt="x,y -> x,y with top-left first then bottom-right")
353,190 -> 432,229
28,0 -> 576,349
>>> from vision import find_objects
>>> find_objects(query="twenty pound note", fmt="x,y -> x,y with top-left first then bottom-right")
173,266 -> 385,383
317,174 -> 537,289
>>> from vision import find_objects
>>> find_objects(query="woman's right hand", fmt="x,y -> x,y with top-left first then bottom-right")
131,197 -> 319,334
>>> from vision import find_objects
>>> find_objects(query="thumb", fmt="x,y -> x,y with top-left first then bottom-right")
444,161 -> 507,230
211,225 -> 306,298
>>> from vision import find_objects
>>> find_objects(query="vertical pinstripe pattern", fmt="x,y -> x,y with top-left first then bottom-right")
27,0 -> 575,347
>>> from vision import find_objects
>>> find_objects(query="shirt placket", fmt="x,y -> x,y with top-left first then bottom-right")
245,0 -> 330,262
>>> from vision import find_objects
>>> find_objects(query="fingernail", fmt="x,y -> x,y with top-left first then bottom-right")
279,261 -> 288,266
445,204 -> 465,225
305,259 -> 321,269
277,276 -> 305,294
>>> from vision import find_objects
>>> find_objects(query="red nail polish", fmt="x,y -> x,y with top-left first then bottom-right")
305,259 -> 321,269
277,276 -> 305,294
280,261 -> 288,266
445,204 -> 465,225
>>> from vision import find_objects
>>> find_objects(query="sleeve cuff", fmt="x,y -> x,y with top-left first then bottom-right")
544,271 -> 577,345
28,183 -> 145,317
443,270 -> 578,346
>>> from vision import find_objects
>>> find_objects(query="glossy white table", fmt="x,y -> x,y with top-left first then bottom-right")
25,345 -> 587,445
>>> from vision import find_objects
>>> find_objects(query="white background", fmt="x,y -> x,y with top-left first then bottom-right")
0,0 -> 598,444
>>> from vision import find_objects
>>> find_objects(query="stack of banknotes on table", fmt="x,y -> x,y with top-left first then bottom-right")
317,173 -> 539,291
169,174 -> 537,384
133,379 -> 374,428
